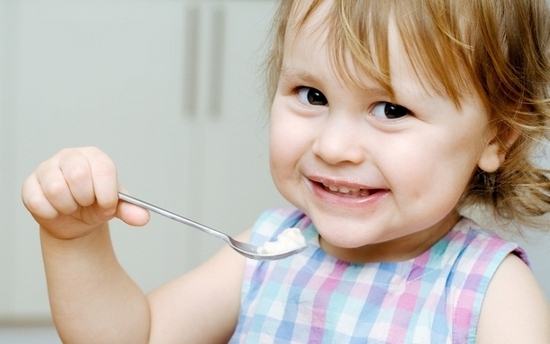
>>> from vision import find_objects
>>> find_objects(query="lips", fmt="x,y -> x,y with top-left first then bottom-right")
300,174 -> 389,211
307,176 -> 386,199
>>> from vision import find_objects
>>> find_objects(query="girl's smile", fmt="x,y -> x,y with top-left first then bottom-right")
305,175 -> 389,208
269,2 -> 502,262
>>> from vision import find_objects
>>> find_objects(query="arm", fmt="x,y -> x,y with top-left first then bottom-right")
40,224 -> 152,343
147,232 -> 247,343
476,254 -> 550,344
23,147 -> 245,343
41,226 -> 246,344
23,147 -> 152,343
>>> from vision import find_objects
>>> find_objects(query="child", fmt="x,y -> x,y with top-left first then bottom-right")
22,0 -> 550,342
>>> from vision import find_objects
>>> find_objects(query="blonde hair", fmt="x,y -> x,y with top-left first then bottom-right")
266,0 -> 550,230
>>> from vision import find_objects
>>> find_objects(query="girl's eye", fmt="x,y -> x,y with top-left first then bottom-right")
297,87 -> 328,106
371,102 -> 411,119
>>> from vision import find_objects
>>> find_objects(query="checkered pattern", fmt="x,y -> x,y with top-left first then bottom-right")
229,209 -> 527,343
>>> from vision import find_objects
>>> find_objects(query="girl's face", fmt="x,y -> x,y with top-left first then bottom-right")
269,5 -> 500,262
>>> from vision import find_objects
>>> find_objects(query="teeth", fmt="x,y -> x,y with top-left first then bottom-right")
339,186 -> 351,193
324,183 -> 361,195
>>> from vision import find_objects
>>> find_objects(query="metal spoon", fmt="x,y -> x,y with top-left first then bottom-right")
118,192 -> 306,260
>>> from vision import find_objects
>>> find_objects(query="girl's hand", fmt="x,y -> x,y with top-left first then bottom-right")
22,147 -> 149,239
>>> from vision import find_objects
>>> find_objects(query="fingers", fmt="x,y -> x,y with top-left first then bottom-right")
80,148 -> 119,216
22,146 -> 152,235
59,150 -> 95,209
23,147 -> 118,219
22,173 -> 60,220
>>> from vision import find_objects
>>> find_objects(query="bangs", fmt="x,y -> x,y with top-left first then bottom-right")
289,0 -> 477,105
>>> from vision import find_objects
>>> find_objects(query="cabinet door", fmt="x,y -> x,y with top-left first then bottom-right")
189,0 -> 289,261
6,0 -> 198,319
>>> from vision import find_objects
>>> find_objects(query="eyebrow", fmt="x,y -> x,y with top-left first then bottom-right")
280,66 -> 323,85
280,65 -> 391,99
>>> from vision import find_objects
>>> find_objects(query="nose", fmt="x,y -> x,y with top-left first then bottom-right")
311,115 -> 365,165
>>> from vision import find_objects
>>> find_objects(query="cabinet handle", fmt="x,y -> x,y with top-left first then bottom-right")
208,7 -> 225,119
184,5 -> 200,117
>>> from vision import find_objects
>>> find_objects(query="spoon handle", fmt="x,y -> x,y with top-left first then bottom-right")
118,192 -> 228,242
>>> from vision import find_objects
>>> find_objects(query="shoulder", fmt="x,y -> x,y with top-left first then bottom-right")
445,218 -> 527,269
440,219 -> 527,286
448,218 -> 520,251
442,218 -> 536,341
476,254 -> 550,343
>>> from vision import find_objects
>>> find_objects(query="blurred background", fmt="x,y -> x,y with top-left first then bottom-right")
0,0 -> 548,342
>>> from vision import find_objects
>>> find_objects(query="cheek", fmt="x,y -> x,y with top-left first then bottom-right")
385,132 -> 479,200
411,158 -> 470,197
269,100 -> 312,166
269,104 -> 300,182
268,128 -> 288,181
268,111 -> 311,205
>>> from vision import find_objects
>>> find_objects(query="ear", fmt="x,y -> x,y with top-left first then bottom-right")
477,127 -> 520,173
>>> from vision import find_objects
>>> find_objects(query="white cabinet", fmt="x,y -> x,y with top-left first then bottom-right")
0,0 -> 285,320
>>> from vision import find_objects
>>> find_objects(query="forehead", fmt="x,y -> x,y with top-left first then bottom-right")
281,0 -> 477,106
282,1 -> 437,102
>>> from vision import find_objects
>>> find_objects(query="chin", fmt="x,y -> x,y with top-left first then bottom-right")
315,221 -> 387,248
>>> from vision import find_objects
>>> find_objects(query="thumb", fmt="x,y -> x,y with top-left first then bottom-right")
116,199 -> 150,227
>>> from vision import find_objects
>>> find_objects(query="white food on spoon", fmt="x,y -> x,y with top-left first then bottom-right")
257,227 -> 307,254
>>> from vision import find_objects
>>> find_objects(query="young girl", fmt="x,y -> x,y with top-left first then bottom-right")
22,0 -> 550,342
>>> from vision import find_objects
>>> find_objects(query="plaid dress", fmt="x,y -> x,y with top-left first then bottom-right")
229,209 -> 527,343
